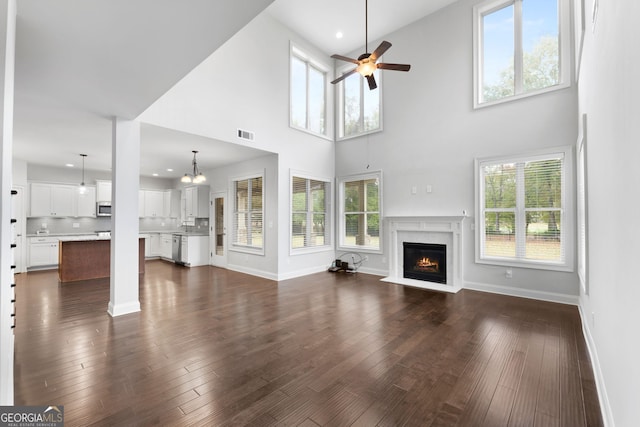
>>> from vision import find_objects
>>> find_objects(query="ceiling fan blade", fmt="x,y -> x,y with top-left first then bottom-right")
331,68 -> 358,85
331,54 -> 359,65
370,40 -> 392,62
365,74 -> 377,90
377,63 -> 411,72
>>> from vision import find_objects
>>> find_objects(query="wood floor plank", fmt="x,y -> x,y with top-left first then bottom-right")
13,262 -> 603,426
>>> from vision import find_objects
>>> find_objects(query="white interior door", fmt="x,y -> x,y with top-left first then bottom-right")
210,192 -> 227,268
11,186 -> 26,273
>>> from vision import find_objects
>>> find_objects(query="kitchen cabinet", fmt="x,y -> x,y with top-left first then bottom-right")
185,185 -> 209,219
139,189 -> 177,218
181,235 -> 209,266
28,236 -> 59,268
96,180 -> 111,202
76,186 -> 96,217
142,233 -> 161,257
30,183 -> 76,217
143,190 -> 164,217
164,190 -> 181,218
160,233 -> 173,259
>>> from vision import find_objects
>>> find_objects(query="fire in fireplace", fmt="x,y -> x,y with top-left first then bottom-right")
403,242 -> 447,284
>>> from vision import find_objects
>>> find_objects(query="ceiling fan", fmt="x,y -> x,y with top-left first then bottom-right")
330,0 -> 411,90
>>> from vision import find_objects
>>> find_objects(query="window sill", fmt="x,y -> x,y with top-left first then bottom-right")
476,257 -> 574,273
289,124 -> 333,142
336,127 -> 383,142
474,81 -> 571,110
230,245 -> 265,256
290,245 -> 333,256
337,245 -> 382,255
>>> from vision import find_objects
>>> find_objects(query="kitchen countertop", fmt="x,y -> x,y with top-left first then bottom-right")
27,231 -> 208,238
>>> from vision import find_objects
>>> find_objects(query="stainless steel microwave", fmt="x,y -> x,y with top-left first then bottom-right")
97,202 -> 112,216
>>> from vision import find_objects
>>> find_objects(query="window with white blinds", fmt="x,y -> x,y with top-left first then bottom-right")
291,175 -> 330,251
476,148 -> 572,270
232,175 -> 263,252
338,172 -> 382,252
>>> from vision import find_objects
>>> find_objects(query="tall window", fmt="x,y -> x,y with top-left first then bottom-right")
473,0 -> 570,107
291,174 -> 331,251
232,174 -> 263,252
338,172 -> 382,252
476,147 -> 573,270
290,45 -> 327,136
337,67 -> 382,139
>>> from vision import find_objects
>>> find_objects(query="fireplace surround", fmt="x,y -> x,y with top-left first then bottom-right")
382,216 -> 465,293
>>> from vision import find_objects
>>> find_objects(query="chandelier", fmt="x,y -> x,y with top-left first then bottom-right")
181,150 -> 206,184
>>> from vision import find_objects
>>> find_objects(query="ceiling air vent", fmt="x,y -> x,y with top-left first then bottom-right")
237,128 -> 255,142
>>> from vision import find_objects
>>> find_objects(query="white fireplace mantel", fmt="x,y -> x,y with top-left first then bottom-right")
381,215 -> 465,293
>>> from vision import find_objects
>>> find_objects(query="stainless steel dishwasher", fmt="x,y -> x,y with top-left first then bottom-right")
172,234 -> 183,264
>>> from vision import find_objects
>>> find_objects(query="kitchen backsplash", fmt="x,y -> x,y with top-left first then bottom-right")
27,217 -> 182,235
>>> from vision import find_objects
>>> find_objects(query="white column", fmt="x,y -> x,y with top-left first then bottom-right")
0,0 -> 16,406
108,117 -> 141,317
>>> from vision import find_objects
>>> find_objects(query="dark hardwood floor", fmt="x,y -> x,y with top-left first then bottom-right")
14,261 -> 603,426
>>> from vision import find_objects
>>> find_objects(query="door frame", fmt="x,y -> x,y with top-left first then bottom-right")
210,191 -> 227,268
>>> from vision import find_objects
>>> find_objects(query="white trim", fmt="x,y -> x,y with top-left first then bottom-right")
577,303 -> 614,427
464,279 -> 578,305
290,41 -> 330,139
227,262 -> 278,281
289,169 -> 333,255
475,145 -> 575,272
229,170 -> 265,256
107,301 -> 141,317
337,171 -> 383,253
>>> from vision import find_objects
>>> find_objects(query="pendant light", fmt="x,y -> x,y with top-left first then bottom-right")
181,150 -> 206,184
78,154 -> 87,194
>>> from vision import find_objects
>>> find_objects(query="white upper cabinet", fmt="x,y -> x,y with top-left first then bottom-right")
96,180 -> 112,202
30,183 -> 76,217
76,186 -> 96,217
143,190 -> 164,217
185,186 -> 209,219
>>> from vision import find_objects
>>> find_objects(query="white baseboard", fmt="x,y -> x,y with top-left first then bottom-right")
577,304 -> 614,427
463,280 -> 579,305
107,300 -> 141,317
226,263 -> 278,281
276,265 -> 332,281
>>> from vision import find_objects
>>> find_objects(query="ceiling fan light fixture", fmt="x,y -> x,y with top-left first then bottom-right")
357,60 -> 376,77
330,0 -> 410,89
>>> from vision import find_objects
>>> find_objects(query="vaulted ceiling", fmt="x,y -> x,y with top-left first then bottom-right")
11,0 -> 458,178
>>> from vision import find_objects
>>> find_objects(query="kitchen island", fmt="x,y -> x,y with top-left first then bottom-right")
58,238 -> 145,282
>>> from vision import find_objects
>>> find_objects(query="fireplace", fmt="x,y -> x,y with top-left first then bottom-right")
383,216 -> 464,293
403,242 -> 447,284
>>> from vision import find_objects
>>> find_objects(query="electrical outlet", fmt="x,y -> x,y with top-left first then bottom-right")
505,269 -> 513,279
72,222 -> 80,228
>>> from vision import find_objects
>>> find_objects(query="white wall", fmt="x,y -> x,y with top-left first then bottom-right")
140,12 -> 336,279
26,163 -> 174,190
334,0 -> 580,300
578,0 -> 640,425
199,154 -> 279,278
